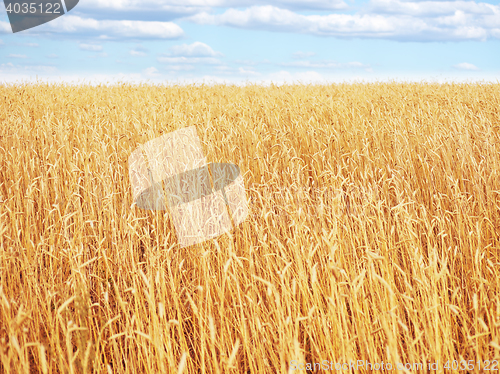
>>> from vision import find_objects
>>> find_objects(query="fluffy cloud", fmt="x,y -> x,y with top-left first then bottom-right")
130,45 -> 148,56
143,67 -> 160,75
3,0 -> 496,43
0,21 -> 11,34
157,42 -> 223,69
78,0 -> 347,13
11,15 -> 184,39
157,56 -> 221,64
281,60 -> 369,69
453,62 -> 479,70
79,43 -> 103,51
169,42 -> 220,57
271,0 -> 347,10
188,3 -> 500,41
189,6 -> 307,33
368,0 -> 497,17
8,54 -> 27,58
130,50 -> 146,56
63,0 -> 347,24
73,4 -> 202,22
238,67 -> 260,75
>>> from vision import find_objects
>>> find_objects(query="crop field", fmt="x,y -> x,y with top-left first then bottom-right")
0,82 -> 499,373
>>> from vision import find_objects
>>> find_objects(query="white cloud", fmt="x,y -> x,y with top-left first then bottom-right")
78,0 -> 206,11
169,41 -> 220,57
130,49 -> 147,56
3,0 -> 496,43
46,54 -> 59,59
281,60 -> 369,69
368,0 -> 497,17
157,56 -> 221,64
158,42 -> 222,65
453,62 -> 479,70
187,3 -> 500,41
0,62 -> 57,74
238,67 -> 260,75
0,21 -> 11,34
214,65 -> 232,71
9,54 -> 27,58
209,64 -> 262,75
27,15 -> 184,39
79,0 -> 347,12
79,43 -> 103,51
143,66 -> 160,75
272,0 -> 347,10
189,6 -> 305,33
130,45 -> 148,56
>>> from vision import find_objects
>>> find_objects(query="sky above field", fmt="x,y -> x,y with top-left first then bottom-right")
0,0 -> 499,84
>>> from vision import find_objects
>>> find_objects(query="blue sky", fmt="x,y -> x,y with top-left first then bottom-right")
0,0 -> 499,84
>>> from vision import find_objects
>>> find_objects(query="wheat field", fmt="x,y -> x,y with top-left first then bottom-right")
0,82 -> 499,373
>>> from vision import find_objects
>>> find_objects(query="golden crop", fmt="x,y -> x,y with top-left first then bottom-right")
0,82 -> 499,373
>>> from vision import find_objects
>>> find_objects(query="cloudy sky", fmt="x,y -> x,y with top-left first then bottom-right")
0,0 -> 499,84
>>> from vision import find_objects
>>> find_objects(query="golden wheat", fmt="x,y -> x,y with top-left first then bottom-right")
0,82 -> 499,373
